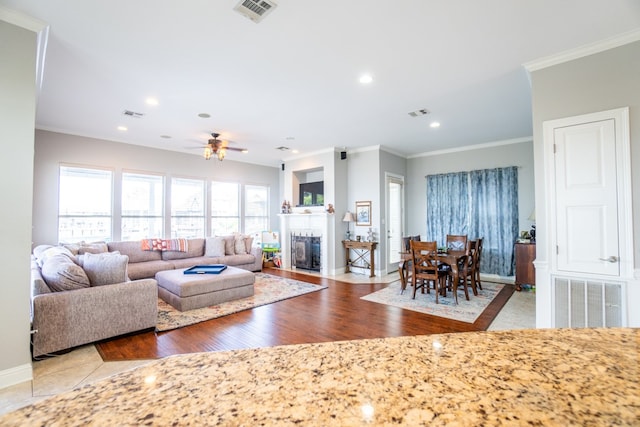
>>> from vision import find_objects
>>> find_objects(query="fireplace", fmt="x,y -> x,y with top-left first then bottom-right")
291,235 -> 321,271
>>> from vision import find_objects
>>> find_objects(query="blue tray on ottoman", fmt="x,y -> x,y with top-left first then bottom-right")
184,264 -> 228,274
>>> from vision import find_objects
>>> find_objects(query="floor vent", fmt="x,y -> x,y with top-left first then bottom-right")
553,277 -> 623,327
233,0 -> 277,23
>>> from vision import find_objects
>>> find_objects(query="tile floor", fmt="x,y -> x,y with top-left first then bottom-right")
0,275 -> 536,416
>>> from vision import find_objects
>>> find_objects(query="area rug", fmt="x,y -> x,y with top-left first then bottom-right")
360,281 -> 504,323
156,273 -> 327,332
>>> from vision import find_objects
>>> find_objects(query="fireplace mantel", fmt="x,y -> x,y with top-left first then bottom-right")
279,213 -> 336,275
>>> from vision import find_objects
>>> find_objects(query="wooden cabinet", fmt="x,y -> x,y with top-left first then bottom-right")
515,243 -> 536,291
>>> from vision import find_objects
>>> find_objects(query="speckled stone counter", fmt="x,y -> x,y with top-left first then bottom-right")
2,328 -> 638,426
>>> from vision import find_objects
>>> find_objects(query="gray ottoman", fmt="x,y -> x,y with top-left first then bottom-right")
156,266 -> 255,311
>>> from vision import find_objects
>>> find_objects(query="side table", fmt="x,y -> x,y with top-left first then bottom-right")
343,240 -> 377,277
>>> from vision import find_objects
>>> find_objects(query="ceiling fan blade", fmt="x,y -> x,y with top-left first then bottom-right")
225,146 -> 248,152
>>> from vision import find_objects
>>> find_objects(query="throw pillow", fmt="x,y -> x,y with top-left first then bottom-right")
234,236 -> 247,255
36,246 -> 75,267
40,254 -> 91,292
205,237 -> 226,257
223,236 -> 235,255
78,241 -> 109,254
83,252 -> 129,286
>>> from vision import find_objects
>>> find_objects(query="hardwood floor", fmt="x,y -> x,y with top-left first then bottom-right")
96,268 -> 515,361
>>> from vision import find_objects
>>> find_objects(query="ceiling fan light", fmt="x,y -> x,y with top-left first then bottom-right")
217,149 -> 226,161
203,146 -> 212,160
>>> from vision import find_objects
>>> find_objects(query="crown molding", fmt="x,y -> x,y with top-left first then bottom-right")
524,28 -> 640,72
408,136 -> 532,159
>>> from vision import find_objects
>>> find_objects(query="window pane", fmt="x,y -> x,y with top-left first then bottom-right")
211,218 -> 240,236
58,166 -> 112,242
122,173 -> 163,216
171,178 -> 205,238
211,181 -> 239,216
244,184 -> 269,236
122,172 -> 164,240
211,181 -> 239,235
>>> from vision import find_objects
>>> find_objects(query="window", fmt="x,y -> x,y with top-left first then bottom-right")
58,166 -> 112,243
244,184 -> 269,236
171,177 -> 205,238
121,172 -> 164,241
211,181 -> 240,235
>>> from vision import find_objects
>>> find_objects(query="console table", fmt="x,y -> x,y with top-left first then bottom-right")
343,240 -> 377,277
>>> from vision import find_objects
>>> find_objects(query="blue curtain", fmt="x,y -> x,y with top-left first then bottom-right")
469,167 -> 519,276
426,172 -> 469,247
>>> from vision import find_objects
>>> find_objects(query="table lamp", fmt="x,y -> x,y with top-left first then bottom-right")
342,211 -> 355,240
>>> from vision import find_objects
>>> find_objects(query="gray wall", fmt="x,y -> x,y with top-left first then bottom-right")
406,140 -> 535,241
530,41 -> 640,270
530,40 -> 640,327
33,130 -> 280,246
0,20 -> 37,385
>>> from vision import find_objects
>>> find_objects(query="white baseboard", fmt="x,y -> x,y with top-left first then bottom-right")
0,363 -> 32,390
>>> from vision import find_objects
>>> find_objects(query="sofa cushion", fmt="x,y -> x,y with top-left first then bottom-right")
127,260 -> 174,280
83,252 -> 129,286
161,238 -> 205,260
40,254 -> 90,292
205,236 -> 226,257
108,241 -> 162,263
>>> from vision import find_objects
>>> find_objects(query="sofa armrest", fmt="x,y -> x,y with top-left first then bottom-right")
31,279 -> 158,358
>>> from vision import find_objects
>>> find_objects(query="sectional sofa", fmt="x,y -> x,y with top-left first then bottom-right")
30,236 -> 262,358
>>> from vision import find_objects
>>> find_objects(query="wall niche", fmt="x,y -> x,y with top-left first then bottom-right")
293,167 -> 324,207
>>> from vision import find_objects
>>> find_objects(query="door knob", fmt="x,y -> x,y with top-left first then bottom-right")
599,256 -> 619,263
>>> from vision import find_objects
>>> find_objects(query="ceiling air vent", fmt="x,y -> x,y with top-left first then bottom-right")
276,146 -> 290,151
122,110 -> 144,118
233,0 -> 277,23
408,108 -> 430,117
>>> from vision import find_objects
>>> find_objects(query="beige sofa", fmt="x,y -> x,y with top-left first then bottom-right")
108,237 -> 263,280
30,237 -> 262,358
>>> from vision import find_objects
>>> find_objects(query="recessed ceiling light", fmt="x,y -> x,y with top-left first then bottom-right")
145,97 -> 159,106
292,149 -> 299,154
160,135 -> 172,139
117,126 -> 127,131
241,149 -> 249,154
430,122 -> 441,128
359,74 -> 373,84
198,113 -> 211,118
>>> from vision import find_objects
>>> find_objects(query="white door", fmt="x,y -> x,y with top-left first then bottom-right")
553,119 -> 620,276
386,174 -> 404,273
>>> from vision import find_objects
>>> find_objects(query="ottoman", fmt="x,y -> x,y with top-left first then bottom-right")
156,266 -> 255,311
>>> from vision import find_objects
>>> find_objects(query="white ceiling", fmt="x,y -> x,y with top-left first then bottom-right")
3,0 -> 640,167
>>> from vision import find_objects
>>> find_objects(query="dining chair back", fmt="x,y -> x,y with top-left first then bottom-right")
409,240 -> 446,303
446,234 -> 468,251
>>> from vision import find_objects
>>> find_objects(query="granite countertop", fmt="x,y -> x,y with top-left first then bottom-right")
2,328 -> 638,426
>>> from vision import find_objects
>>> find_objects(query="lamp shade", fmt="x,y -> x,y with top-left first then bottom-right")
342,211 -> 355,222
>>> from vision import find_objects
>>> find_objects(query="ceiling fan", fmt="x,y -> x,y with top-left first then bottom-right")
203,133 -> 248,161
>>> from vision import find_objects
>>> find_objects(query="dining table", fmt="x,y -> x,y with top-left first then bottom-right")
398,249 -> 468,302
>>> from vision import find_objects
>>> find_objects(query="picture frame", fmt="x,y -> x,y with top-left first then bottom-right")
355,201 -> 371,226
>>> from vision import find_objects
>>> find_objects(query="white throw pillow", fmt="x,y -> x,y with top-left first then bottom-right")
205,237 -> 226,257
83,252 -> 129,286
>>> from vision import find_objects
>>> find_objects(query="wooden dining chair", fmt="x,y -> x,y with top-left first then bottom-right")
462,240 -> 479,296
409,240 -> 446,303
473,238 -> 483,290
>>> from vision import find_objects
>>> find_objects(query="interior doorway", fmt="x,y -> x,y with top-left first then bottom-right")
385,173 -> 404,274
